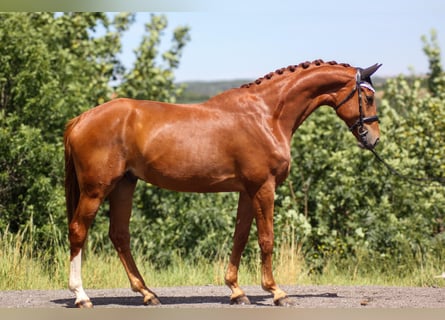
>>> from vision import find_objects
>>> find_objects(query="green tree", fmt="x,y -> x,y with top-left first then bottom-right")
1,12 -> 443,280
117,14 -> 190,102
0,13 -> 190,254
422,30 -> 445,98
272,30 -> 445,275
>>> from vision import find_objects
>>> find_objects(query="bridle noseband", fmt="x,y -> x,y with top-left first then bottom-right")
334,70 -> 379,146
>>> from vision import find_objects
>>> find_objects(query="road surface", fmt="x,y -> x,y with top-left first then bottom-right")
1,285 -> 445,308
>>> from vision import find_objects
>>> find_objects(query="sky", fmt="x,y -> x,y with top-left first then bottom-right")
118,0 -> 445,82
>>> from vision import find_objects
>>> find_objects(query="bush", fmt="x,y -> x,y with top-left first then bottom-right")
1,13 -> 443,279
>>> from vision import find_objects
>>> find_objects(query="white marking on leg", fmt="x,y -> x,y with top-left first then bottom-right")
69,249 -> 90,305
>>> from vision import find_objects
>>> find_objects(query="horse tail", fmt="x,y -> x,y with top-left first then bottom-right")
64,117 -> 81,225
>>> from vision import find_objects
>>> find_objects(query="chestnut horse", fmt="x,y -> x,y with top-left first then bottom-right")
64,60 -> 381,307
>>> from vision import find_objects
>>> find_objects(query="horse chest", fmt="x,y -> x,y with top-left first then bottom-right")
234,130 -> 291,186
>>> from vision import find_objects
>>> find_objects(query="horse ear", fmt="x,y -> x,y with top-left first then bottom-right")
359,63 -> 382,79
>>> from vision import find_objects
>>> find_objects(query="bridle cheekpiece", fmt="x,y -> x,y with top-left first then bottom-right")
334,69 -> 379,147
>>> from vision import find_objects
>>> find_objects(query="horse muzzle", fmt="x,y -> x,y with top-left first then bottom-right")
356,128 -> 380,149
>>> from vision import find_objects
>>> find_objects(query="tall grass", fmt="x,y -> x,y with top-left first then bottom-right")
0,224 -> 65,290
1,225 -> 444,291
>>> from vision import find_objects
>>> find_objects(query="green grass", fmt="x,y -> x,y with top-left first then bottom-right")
1,228 -> 444,291
0,225 -> 63,290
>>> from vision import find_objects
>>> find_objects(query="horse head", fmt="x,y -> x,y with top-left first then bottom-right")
335,63 -> 382,149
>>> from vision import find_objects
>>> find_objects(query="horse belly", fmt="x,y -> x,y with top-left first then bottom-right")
135,157 -> 243,193
130,129 -> 243,193
143,170 -> 243,193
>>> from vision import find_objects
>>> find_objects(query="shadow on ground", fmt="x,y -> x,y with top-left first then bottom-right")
52,291 -> 340,308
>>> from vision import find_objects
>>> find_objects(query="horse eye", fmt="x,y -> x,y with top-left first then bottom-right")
366,95 -> 374,105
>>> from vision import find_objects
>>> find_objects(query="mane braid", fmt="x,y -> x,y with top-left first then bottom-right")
240,59 -> 351,89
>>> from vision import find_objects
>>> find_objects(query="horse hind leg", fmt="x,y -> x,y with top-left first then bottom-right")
68,192 -> 103,308
108,174 -> 160,306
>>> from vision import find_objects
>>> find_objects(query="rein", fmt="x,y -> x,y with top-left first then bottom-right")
336,70 -> 444,186
367,145 -> 445,186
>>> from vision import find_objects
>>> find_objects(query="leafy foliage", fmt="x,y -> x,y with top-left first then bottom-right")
0,13 -> 190,251
117,14 -> 190,102
273,30 -> 445,275
0,12 -> 443,279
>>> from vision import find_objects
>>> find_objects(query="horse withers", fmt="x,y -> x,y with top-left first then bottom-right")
64,60 -> 381,307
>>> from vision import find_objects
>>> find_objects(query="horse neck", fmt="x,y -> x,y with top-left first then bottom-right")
247,64 -> 356,139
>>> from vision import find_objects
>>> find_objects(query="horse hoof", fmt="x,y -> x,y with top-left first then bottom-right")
274,296 -> 295,307
230,294 -> 251,305
144,295 -> 161,306
76,299 -> 93,308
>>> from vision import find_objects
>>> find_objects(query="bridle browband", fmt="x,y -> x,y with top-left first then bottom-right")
334,70 -> 379,145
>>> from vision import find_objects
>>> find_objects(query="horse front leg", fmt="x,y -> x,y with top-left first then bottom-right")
225,192 -> 255,305
253,181 -> 294,306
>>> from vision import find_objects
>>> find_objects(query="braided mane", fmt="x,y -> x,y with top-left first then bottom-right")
240,59 -> 351,89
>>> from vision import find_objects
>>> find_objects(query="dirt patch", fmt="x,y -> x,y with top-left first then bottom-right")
1,285 -> 445,308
